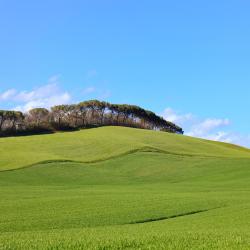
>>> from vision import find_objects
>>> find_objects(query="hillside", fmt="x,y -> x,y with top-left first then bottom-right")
0,127 -> 250,249
0,126 -> 250,171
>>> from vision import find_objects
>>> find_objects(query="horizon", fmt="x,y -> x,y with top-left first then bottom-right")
0,0 -> 249,147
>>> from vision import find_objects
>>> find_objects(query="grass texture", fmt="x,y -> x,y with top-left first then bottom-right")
0,126 -> 250,249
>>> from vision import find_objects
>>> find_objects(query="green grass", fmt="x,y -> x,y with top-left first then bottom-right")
1,126 -> 249,171
0,126 -> 250,249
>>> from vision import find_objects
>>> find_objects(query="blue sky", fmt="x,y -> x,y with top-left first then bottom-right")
0,0 -> 250,146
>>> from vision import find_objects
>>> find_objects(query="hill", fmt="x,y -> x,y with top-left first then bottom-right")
0,127 -> 250,249
1,126 -> 250,171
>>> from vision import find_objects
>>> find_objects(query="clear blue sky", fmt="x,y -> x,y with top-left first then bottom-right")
0,0 -> 249,145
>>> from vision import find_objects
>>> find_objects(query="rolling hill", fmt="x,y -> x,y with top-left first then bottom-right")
0,126 -> 250,249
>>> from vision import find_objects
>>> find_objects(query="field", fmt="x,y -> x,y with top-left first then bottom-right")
0,126 -> 250,249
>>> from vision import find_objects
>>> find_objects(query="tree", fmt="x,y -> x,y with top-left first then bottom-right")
29,108 -> 49,126
0,100 -> 184,136
95,101 -> 108,124
5,111 -> 24,131
51,105 -> 67,127
77,102 -> 88,127
66,104 -> 79,127
0,110 -> 6,132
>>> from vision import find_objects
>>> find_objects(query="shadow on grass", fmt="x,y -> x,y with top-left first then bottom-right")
128,208 -> 220,224
0,125 -> 100,138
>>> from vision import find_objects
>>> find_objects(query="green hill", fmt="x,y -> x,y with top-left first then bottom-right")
0,127 -> 250,249
1,126 -> 250,171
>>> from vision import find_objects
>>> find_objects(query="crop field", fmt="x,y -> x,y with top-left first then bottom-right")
0,126 -> 250,249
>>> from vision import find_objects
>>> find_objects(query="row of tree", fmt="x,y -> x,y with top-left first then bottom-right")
0,100 -> 183,136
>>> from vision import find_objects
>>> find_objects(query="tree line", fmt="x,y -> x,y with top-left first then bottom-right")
0,100 -> 183,136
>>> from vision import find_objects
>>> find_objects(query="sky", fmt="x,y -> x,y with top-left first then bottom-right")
0,0 -> 250,147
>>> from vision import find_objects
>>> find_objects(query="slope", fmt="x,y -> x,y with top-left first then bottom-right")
0,126 -> 249,171
0,127 -> 250,249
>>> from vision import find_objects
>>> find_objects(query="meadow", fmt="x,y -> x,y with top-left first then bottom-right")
0,126 -> 250,249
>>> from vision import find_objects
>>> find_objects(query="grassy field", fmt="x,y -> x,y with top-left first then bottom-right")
0,126 -> 250,249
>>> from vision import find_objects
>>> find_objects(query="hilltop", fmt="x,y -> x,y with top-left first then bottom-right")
0,100 -> 183,137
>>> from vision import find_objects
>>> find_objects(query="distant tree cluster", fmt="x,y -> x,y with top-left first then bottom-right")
0,100 -> 183,136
